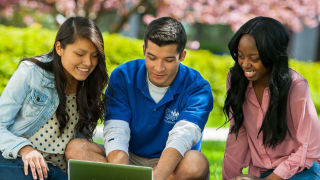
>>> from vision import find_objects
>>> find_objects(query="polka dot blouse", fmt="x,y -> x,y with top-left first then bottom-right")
28,94 -> 78,172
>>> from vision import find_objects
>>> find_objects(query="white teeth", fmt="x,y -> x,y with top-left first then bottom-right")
78,67 -> 89,72
245,71 -> 254,75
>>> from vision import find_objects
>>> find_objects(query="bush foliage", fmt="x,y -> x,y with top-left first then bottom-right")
0,25 -> 319,127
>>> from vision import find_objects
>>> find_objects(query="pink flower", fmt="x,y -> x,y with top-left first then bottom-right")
187,40 -> 200,50
23,15 -> 35,25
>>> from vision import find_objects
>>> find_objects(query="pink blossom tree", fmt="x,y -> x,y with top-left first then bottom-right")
146,0 -> 320,32
0,0 -> 149,31
1,0 -> 319,33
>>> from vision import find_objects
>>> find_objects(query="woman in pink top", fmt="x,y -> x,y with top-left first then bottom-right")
222,16 -> 320,180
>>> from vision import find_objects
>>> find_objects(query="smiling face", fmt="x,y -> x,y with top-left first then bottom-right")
144,40 -> 186,87
56,37 -> 99,91
238,34 -> 270,86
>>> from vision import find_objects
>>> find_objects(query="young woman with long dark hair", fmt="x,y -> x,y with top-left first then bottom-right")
0,17 -> 108,179
222,16 -> 320,180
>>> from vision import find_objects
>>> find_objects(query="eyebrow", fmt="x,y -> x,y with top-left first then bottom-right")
238,50 -> 259,56
165,56 -> 177,59
146,52 -> 155,56
74,49 -> 98,54
146,52 -> 177,59
248,54 -> 259,57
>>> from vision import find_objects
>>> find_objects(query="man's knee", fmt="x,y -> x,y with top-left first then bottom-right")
65,138 -> 90,161
175,150 -> 209,180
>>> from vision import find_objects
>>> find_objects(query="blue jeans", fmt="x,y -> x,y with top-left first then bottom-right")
260,161 -> 320,179
0,154 -> 67,180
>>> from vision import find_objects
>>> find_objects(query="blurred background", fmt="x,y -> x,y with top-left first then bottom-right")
1,0 -> 320,61
1,1 -> 320,178
0,0 -> 319,128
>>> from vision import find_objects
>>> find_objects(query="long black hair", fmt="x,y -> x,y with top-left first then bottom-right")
23,17 -> 108,139
223,16 -> 292,148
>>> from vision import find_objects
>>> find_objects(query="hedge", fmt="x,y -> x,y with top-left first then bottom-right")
0,25 -> 319,127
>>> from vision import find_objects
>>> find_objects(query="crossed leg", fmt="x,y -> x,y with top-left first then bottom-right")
167,150 -> 209,180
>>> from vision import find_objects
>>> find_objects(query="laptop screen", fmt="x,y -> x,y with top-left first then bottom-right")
68,159 -> 153,180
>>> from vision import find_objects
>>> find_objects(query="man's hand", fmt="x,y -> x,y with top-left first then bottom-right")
153,166 -> 166,180
107,150 -> 129,164
152,148 -> 183,180
19,145 -> 49,180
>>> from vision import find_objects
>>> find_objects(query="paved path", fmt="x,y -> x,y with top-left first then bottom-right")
93,126 -> 229,141
202,127 -> 229,141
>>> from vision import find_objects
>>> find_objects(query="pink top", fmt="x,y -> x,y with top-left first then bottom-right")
222,69 -> 320,179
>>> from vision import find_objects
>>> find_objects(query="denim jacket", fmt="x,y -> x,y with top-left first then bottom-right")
0,54 -> 59,159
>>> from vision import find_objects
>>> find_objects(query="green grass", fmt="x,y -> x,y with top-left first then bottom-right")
202,141 -> 226,180
203,141 -> 249,179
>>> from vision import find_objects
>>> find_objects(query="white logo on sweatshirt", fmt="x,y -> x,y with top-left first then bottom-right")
164,108 -> 179,124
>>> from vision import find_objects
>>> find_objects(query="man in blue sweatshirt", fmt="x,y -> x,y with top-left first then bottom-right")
104,17 -> 213,180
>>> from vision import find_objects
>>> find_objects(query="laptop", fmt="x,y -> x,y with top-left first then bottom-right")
68,159 -> 153,180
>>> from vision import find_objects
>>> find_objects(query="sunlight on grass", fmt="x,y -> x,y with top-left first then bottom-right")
202,141 -> 248,179
202,141 -> 225,179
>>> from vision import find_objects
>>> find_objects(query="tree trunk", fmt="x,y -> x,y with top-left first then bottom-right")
316,26 -> 320,61
112,0 -> 148,33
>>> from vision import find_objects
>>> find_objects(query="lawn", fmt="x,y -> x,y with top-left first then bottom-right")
202,140 -> 226,180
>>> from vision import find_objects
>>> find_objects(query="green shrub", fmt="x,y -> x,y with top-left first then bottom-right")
0,25 -> 319,127
289,60 -> 320,113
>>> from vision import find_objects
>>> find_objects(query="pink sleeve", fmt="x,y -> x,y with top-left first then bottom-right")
273,79 -> 320,179
222,118 -> 251,179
